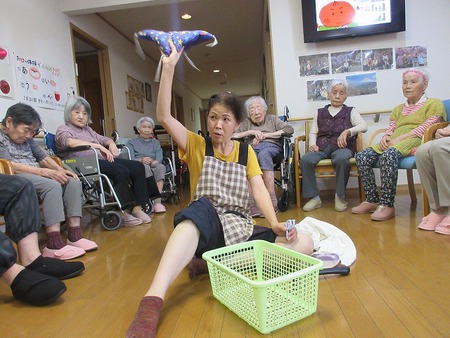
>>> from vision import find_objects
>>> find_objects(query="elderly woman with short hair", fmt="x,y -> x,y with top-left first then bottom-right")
55,96 -> 152,226
0,103 -> 96,259
352,68 -> 446,221
233,96 -> 294,216
126,117 -> 166,213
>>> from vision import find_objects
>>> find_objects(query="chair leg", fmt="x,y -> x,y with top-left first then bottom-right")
294,154 -> 301,208
422,188 -> 430,217
295,176 -> 301,208
406,169 -> 417,202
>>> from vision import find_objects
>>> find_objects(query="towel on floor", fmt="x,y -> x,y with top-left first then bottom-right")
296,217 -> 357,266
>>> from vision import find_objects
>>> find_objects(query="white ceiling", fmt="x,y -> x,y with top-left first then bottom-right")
67,0 -> 266,100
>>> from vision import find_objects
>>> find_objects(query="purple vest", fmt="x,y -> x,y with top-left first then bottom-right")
316,104 -> 356,153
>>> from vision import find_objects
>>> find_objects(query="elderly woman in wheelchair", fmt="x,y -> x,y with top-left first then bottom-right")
0,103 -> 97,259
55,96 -> 152,226
233,96 -> 294,216
126,117 -> 166,213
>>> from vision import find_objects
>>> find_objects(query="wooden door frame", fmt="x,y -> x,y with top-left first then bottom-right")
70,23 -> 116,136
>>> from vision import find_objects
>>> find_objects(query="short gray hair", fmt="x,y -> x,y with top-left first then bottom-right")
327,79 -> 348,93
64,96 -> 92,123
244,96 -> 268,114
136,116 -> 155,129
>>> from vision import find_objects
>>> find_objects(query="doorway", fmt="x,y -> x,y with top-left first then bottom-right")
70,24 -> 116,136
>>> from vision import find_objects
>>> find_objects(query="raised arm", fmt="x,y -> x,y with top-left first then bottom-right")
156,42 -> 188,152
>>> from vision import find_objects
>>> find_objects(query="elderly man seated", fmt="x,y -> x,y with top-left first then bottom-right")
233,96 -> 293,216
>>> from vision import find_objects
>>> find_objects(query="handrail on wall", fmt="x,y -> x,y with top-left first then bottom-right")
288,109 -> 391,123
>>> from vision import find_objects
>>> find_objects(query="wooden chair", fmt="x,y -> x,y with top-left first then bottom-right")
293,121 -> 364,208
0,158 -> 14,226
0,158 -> 14,175
421,99 -> 450,216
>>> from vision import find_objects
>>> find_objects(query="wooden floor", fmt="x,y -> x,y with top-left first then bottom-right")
1,185 -> 449,338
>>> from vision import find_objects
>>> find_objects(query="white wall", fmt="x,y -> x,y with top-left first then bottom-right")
0,0 -> 203,138
268,0 -> 450,187
0,0 -> 75,132
1,0 -> 448,187
68,13 -> 203,138
269,0 -> 450,121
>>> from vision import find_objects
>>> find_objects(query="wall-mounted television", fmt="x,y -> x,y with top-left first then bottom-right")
301,0 -> 406,43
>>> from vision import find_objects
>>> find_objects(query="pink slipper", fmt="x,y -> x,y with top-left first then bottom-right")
435,216 -> 450,235
418,212 -> 446,231
68,238 -> 98,252
131,210 -> 152,224
122,213 -> 143,227
42,245 -> 85,260
153,203 -> 166,213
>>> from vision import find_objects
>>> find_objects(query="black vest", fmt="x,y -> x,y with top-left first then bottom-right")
316,104 -> 356,153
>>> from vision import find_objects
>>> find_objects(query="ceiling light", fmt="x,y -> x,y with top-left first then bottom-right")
181,13 -> 192,20
213,69 -> 220,73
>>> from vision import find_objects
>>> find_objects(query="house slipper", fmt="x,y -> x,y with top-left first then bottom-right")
418,212 -> 446,231
435,216 -> 450,235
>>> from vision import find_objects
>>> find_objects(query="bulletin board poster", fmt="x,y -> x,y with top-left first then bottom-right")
14,54 -> 65,110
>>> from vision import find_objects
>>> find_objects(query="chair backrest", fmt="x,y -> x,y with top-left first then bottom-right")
43,131 -> 57,155
442,99 -> 450,121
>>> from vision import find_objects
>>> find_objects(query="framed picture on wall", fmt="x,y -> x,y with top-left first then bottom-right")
127,75 -> 144,97
145,82 -> 152,102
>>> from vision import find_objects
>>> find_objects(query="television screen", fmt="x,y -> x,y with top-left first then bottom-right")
302,0 -> 406,43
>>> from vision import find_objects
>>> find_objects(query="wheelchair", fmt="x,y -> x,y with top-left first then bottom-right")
112,128 -> 180,205
236,106 -> 294,212
273,133 -> 294,211
274,105 -> 294,211
44,131 -> 134,231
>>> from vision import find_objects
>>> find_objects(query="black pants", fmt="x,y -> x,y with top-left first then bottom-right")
174,197 -> 277,258
0,175 -> 41,275
99,158 -> 150,205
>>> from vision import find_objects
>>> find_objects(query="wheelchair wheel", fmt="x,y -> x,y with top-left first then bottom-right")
278,190 -> 289,212
101,211 -> 122,231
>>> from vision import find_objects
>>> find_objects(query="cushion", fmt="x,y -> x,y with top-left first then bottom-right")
134,29 -> 217,57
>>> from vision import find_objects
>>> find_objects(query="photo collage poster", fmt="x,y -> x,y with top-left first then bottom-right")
301,45 -> 428,101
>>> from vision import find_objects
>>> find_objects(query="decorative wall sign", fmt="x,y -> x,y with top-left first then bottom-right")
127,75 -> 144,97
126,91 -> 144,113
14,53 -> 65,110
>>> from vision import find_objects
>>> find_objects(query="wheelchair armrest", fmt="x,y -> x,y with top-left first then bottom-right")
55,145 -> 93,157
280,132 -> 293,138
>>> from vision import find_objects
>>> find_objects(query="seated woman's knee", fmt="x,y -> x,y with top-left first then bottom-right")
65,177 -> 83,194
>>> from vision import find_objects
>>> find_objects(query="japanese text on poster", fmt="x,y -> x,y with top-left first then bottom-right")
15,54 -> 65,110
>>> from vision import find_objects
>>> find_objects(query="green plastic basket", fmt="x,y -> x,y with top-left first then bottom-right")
202,240 -> 323,334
